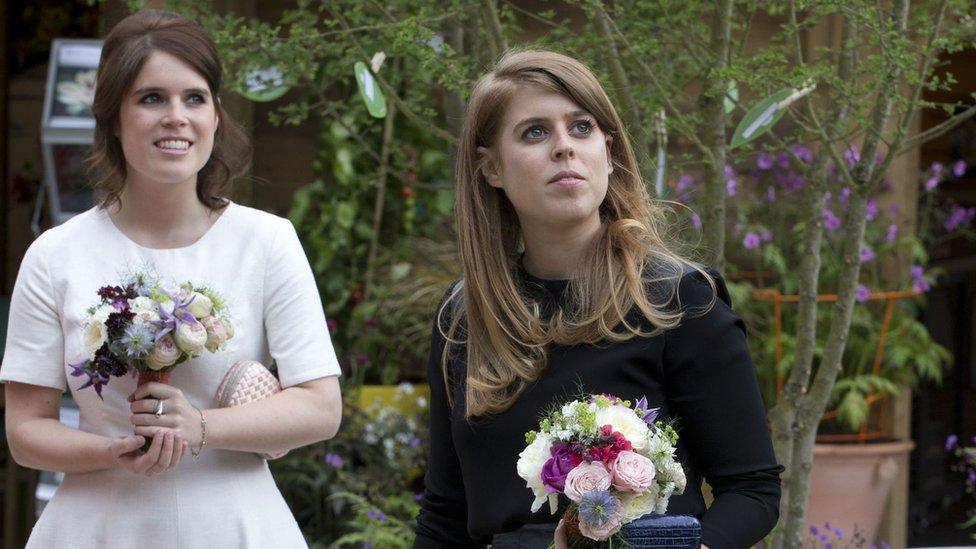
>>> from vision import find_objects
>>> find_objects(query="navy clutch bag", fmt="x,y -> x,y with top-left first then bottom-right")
619,514 -> 701,549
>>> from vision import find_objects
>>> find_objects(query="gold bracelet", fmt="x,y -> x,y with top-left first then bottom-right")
191,406 -> 207,461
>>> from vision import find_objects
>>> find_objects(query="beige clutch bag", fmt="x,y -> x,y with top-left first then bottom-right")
215,359 -> 287,460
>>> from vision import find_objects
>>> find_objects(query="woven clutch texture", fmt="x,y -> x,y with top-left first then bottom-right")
619,514 -> 701,548
214,359 -> 286,459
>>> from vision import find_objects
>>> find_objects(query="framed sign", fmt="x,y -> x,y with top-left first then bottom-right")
42,39 -> 102,131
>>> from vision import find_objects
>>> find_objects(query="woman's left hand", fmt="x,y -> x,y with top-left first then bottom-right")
129,382 -> 203,448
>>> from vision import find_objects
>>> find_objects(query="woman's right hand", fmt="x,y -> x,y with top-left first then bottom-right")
109,432 -> 188,476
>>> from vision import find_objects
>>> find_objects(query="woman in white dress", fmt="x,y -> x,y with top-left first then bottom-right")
1,10 -> 342,548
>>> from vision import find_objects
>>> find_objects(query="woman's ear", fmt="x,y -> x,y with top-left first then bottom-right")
605,134 -> 614,174
477,146 -> 503,188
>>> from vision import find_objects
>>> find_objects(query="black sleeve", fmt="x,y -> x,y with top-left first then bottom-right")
663,269 -> 783,549
414,289 -> 485,548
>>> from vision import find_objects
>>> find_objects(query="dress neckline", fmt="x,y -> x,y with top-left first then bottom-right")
102,201 -> 234,251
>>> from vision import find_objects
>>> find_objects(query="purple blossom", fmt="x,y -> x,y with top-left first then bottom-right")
414,492 -> 424,502
856,284 -> 871,303
931,162 -> 944,175
326,318 -> 338,332
634,396 -> 659,425
944,205 -> 972,232
761,230 -> 773,242
843,146 -> 861,168
766,186 -> 777,203
691,213 -> 701,230
925,176 -> 940,191
324,452 -> 343,469
790,144 -> 813,163
743,232 -> 761,250
577,490 -> 622,527
777,152 -> 791,169
757,152 -> 774,170
910,265 -> 925,279
367,508 -> 387,522
725,165 -> 737,197
120,323 -> 155,358
885,223 -> 898,243
946,434 -> 959,451
913,278 -> 931,293
409,437 -> 421,447
676,173 -> 696,191
953,160 -> 967,178
355,354 -> 368,366
834,527 -> 843,538
881,179 -> 893,191
866,199 -> 878,221
824,208 -> 842,231
887,204 -> 901,218
839,187 -> 851,204
859,245 -> 876,263
541,442 -> 580,493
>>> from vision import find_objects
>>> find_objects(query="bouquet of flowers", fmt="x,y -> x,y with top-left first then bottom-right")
69,272 -> 234,398
516,394 -> 687,543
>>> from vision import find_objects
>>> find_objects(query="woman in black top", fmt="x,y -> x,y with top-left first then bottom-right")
414,50 -> 782,549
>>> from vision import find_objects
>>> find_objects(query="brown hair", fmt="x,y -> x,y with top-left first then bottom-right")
89,9 -> 250,210
445,50 -> 715,417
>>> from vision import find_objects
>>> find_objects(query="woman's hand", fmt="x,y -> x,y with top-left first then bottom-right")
129,382 -> 204,449
109,432 -> 188,476
554,519 -> 569,549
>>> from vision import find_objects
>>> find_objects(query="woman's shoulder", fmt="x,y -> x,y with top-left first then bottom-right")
28,207 -> 105,256
223,202 -> 293,232
645,260 -> 729,313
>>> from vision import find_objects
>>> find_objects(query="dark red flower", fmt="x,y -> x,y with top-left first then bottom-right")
588,425 -> 633,463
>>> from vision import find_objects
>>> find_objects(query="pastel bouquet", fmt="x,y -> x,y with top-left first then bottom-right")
516,394 -> 687,544
69,272 -> 234,398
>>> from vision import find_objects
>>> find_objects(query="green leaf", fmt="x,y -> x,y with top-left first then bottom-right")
837,389 -> 869,431
730,88 -> 793,149
354,61 -> 387,119
724,80 -> 739,114
336,202 -> 357,229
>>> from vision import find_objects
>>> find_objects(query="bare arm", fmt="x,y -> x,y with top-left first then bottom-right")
5,381 -> 185,474
131,375 -> 342,456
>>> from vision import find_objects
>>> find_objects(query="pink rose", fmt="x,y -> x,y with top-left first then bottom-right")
578,512 -> 622,541
610,451 -> 656,493
563,461 -> 612,502
200,315 -> 228,352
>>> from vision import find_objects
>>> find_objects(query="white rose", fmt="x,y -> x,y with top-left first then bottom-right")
594,404 -> 650,451
657,460 -> 687,494
146,334 -> 179,370
200,316 -> 228,352
186,291 -> 213,319
83,320 -> 108,359
132,309 -> 160,327
174,321 -> 207,354
516,432 -> 553,512
620,490 -> 659,523
219,317 -> 235,339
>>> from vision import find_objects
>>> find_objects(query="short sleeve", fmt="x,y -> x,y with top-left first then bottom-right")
263,218 -> 341,387
0,235 -> 67,390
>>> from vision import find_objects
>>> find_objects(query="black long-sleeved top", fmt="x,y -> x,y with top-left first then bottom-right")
414,266 -> 782,549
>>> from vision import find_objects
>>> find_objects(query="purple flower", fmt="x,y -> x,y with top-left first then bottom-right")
913,278 -> 931,293
766,186 -> 777,203
925,176 -> 940,191
757,152 -> 774,170
541,442 -> 580,493
414,492 -> 424,502
326,318 -> 338,332
843,146 -> 861,168
634,396 -> 659,425
856,284 -> 870,303
859,245 -> 876,263
944,205 -> 971,232
120,323 -> 155,358
577,490 -> 622,526
691,213 -> 701,230
885,223 -> 898,243
910,265 -> 925,279
676,173 -> 695,191
324,452 -> 343,469
824,208 -> 842,231
839,187 -> 851,203
777,152 -> 791,169
946,434 -> 959,451
887,204 -> 901,218
791,144 -> 813,163
834,527 -> 843,538
953,160 -> 967,178
761,230 -> 773,242
726,172 -> 737,197
409,437 -> 421,447
743,232 -> 761,250
810,525 -> 819,536
355,354 -> 368,366
881,179 -> 894,191
931,162 -> 944,175
866,199 -> 878,221
367,508 -> 387,522
882,542 -> 891,549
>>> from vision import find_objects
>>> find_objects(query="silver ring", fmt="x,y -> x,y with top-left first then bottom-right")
154,398 -> 165,417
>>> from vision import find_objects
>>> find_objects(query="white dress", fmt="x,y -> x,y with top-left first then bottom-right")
0,202 -> 341,548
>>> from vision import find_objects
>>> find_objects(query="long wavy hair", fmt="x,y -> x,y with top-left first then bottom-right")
444,50 -> 716,418
88,10 -> 250,210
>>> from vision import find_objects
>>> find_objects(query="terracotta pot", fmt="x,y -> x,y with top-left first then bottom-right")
804,439 -> 914,545
136,370 -> 172,452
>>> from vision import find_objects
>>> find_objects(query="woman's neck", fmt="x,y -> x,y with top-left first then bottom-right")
109,176 -> 220,248
520,217 -> 602,280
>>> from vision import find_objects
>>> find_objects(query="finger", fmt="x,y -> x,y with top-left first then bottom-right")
130,382 -> 178,402
133,426 -> 167,438
130,397 -> 163,414
138,431 -> 165,474
155,432 -> 175,471
554,519 -> 568,549
130,413 -> 176,428
173,440 -> 187,468
111,436 -> 146,457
